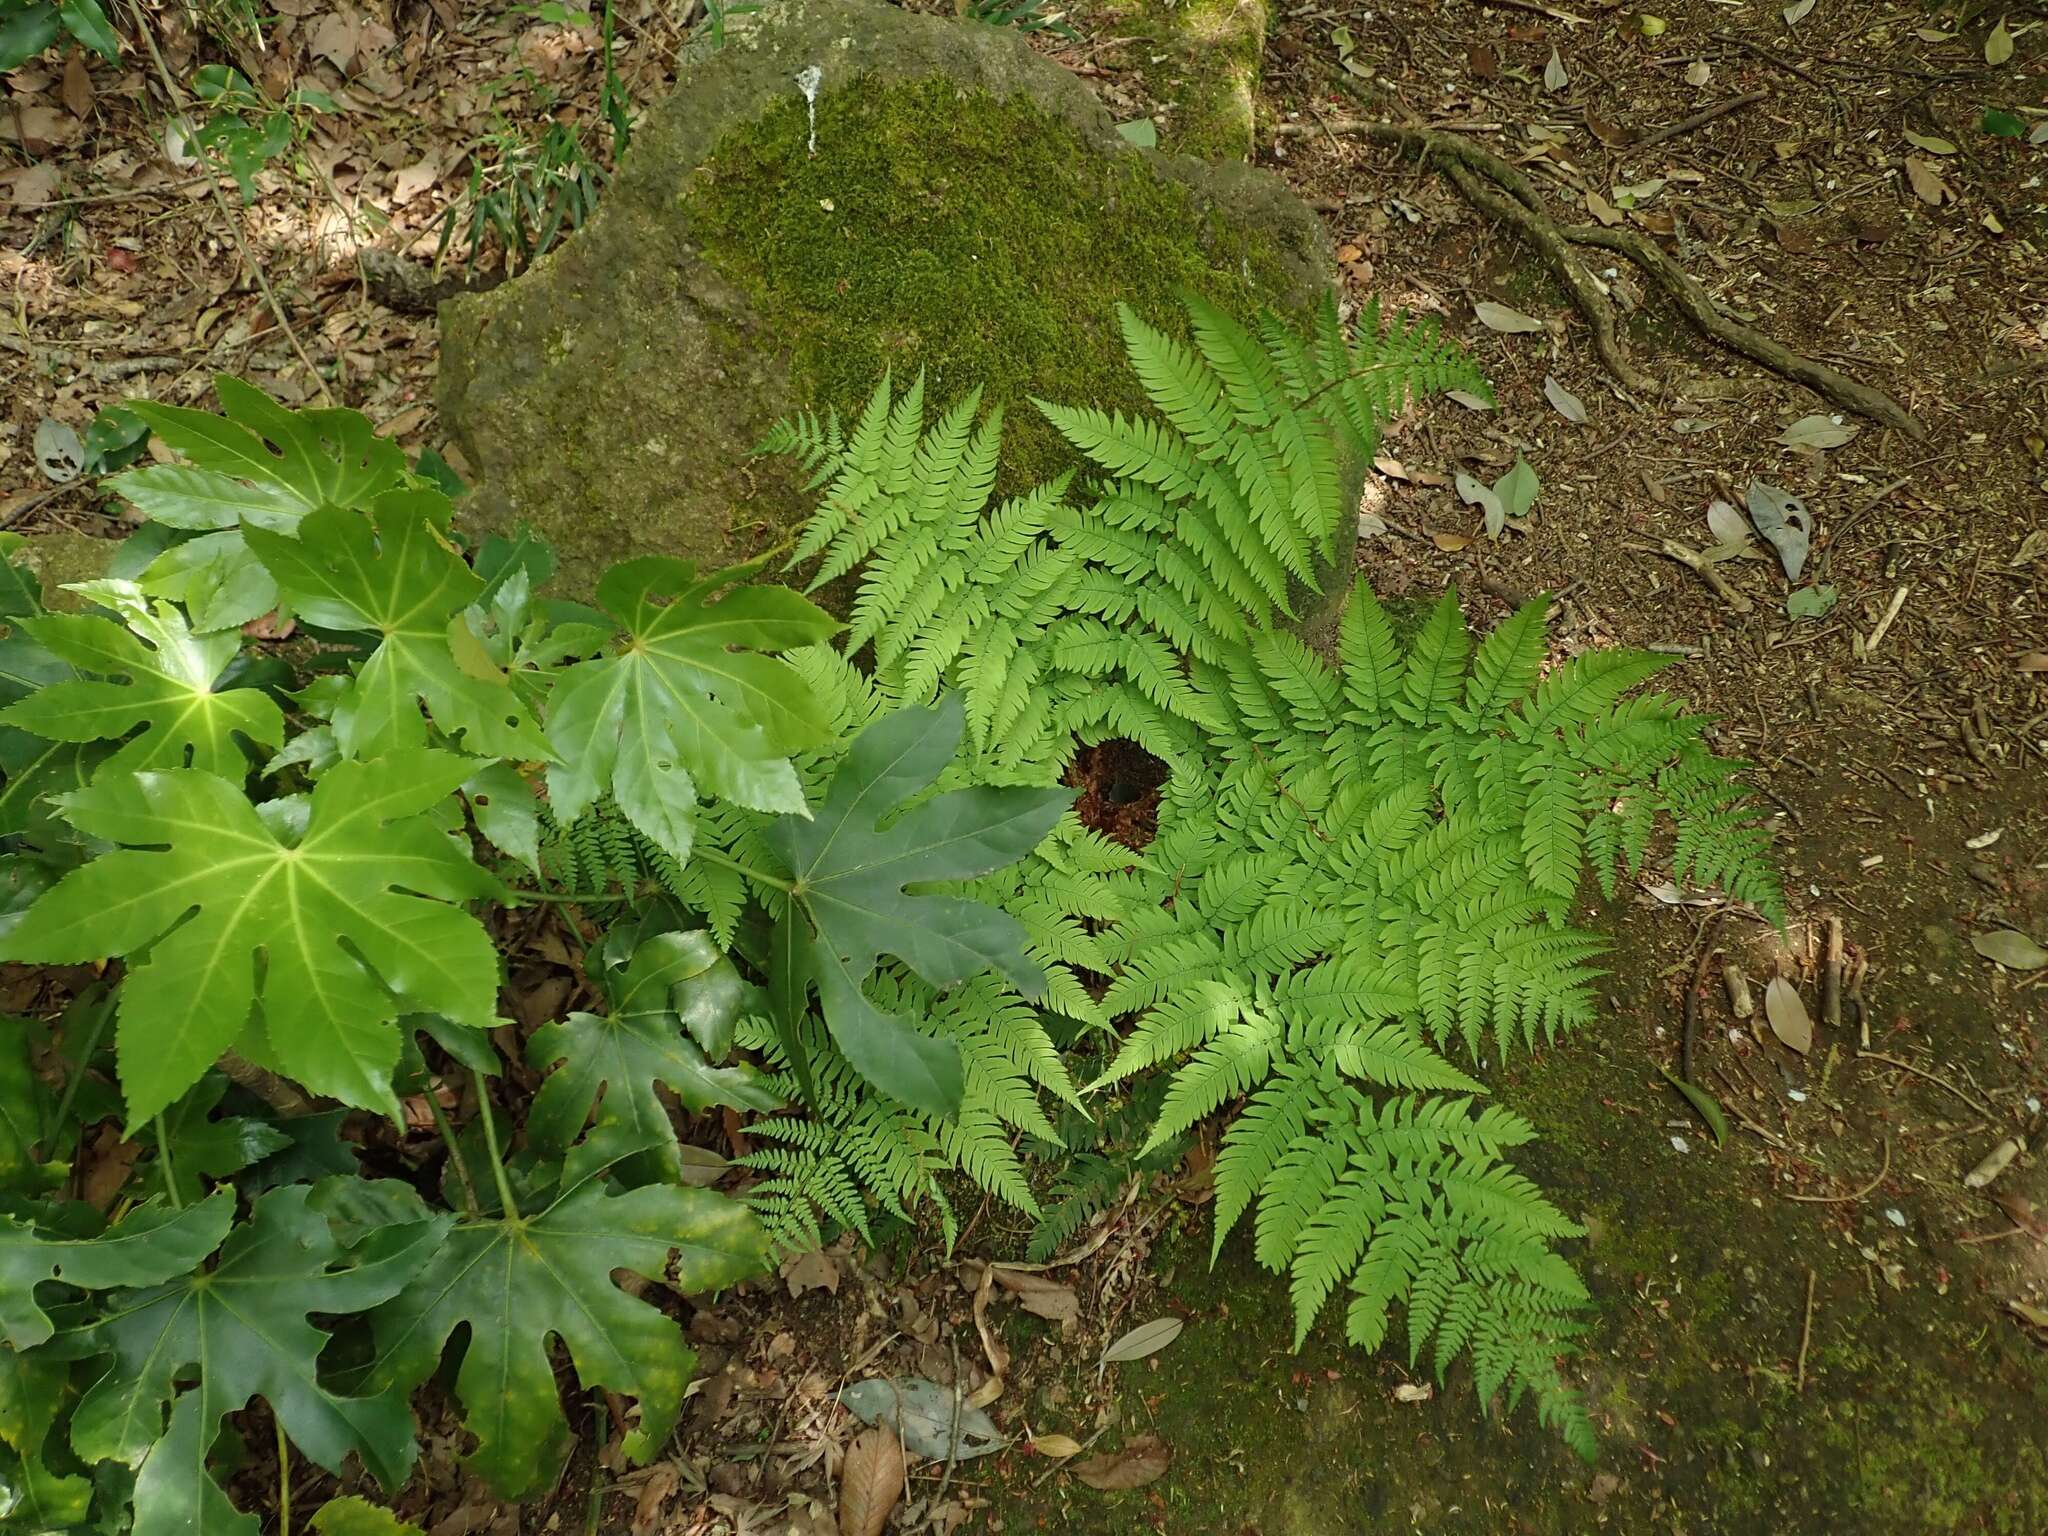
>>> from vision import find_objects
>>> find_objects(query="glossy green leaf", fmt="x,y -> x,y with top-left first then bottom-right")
0,6 -> 64,71
244,501 -> 551,760
0,579 -> 282,780
113,380 -> 412,630
545,558 -> 838,864
762,694 -> 1072,1115
68,1187 -> 445,1536
310,1496 -> 426,1536
0,1348 -> 91,1529
56,0 -> 119,58
527,930 -> 777,1176
366,1137 -> 768,1497
0,1193 -> 235,1350
0,751 -> 504,1126
462,762 -> 539,871
136,1073 -> 292,1206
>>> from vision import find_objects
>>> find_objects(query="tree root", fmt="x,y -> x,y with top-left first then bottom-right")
1274,117 -> 1926,439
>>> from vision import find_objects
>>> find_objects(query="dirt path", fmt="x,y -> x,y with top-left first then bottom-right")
3,1 -> 2044,1531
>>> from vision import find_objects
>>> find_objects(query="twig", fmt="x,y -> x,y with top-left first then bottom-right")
1626,538 -> 1754,613
1680,910 -> 1724,1085
217,1049 -> 316,1116
1631,90 -> 1769,151
1784,1137 -> 1890,1203
1277,111 -> 1922,435
1795,1268 -> 1816,1393
123,0 -> 333,404
934,1335 -> 963,1507
1821,917 -> 1844,1033
1864,584 -> 1910,652
10,174 -> 218,210
1861,1052 -> 1996,1120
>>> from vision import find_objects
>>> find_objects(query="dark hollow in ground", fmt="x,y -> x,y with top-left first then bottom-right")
1065,737 -> 1171,850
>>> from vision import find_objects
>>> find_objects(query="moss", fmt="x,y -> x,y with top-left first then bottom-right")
1092,0 -> 1269,162
683,77 -> 1297,489
14,530 -> 113,610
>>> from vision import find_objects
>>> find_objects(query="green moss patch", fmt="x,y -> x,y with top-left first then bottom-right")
683,77 -> 1294,488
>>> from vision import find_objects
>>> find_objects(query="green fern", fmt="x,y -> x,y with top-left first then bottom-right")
764,293 -> 1783,1455
764,293 -> 1488,775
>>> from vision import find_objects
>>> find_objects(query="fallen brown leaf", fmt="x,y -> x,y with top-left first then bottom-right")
781,1246 -> 840,1298
838,1427 -> 905,1536
992,1266 -> 1078,1324
1074,1433 -> 1171,1491
62,49 -> 93,119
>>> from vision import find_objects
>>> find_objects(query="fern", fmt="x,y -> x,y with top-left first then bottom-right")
762,292 -> 1486,774
764,293 -> 1782,1454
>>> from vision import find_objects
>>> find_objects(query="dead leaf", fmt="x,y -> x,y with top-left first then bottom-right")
837,1428 -> 905,1536
1764,977 -> 1813,1055
1585,190 -> 1623,227
1970,929 -> 2048,971
2012,530 -> 2048,566
632,1462 -> 682,1536
62,50 -> 93,119
1456,472 -> 1505,538
1903,129 -> 1957,156
311,9 -> 366,71
1073,1434 -> 1170,1491
1031,1433 -> 1084,1458
1431,531 -> 1474,552
1705,499 -> 1757,556
1684,58 -> 1712,86
1745,479 -> 1813,582
2009,1300 -> 2048,1329
2,106 -> 84,153
1543,47 -> 1569,92
1467,41 -> 1499,78
992,1267 -> 1079,1325
1543,375 -> 1587,423
1100,1316 -> 1184,1364
391,155 -> 442,206
1776,413 -> 1858,450
1985,16 -> 2013,65
2017,652 -> 2048,673
1782,0 -> 1814,23
1904,156 -> 1949,206
1444,389 -> 1493,412
781,1247 -> 841,1298
1,162 -> 62,207
1474,300 -> 1546,335
1392,1382 -> 1434,1403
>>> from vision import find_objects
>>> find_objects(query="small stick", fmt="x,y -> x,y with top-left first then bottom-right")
1631,90 -> 1770,151
1850,952 -> 1869,1051
1795,1268 -> 1816,1393
1628,539 -> 1754,613
1680,911 -> 1724,1085
1784,1137 -> 1891,1203
1861,1053 -> 1996,1120
1821,917 -> 1845,1033
1723,961 -> 1755,1020
1864,584 -> 1910,652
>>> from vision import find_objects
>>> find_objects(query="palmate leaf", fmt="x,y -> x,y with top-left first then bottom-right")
527,928 -> 780,1177
366,1132 -> 768,1499
761,694 -> 1072,1116
0,579 -> 282,780
112,380 -> 412,631
67,1187 -> 446,1536
243,501 -> 551,760
0,1194 -> 235,1352
546,558 -> 839,865
0,750 -> 504,1126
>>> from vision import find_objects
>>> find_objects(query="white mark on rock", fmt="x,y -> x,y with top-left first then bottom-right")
796,65 -> 823,156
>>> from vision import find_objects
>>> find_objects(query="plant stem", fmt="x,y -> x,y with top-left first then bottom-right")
503,888 -> 619,906
276,1416 -> 291,1536
154,1114 -> 180,1208
426,1089 -> 480,1219
472,1069 -> 521,1221
690,845 -> 793,893
48,983 -> 117,1141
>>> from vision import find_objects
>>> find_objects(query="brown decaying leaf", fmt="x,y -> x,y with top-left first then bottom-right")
1031,1433 -> 1084,1458
631,1462 -> 681,1536
992,1266 -> 1078,1324
1073,1434 -> 1171,1491
2017,652 -> 2048,673
62,50 -> 94,120
838,1427 -> 905,1536
1764,977 -> 1813,1055
781,1246 -> 841,1298
1904,156 -> 1948,206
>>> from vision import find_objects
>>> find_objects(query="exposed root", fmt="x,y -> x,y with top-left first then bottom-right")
1274,117 -> 1926,439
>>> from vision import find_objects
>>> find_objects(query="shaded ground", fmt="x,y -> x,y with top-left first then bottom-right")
3,0 -> 2046,1532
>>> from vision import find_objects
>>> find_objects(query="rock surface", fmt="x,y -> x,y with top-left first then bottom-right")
437,0 -> 1331,597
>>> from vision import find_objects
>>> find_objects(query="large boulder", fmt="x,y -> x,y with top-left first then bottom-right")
438,0 -> 1331,596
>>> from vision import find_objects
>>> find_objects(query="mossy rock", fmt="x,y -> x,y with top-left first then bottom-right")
10,530 -> 113,610
437,0 -> 1331,598
1093,0 -> 1270,162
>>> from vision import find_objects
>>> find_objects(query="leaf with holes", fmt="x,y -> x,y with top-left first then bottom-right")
761,695 -> 1073,1116
0,1193 -> 235,1351
113,379 -> 411,630
0,579 -> 282,780
545,558 -> 839,865
244,501 -> 550,760
0,750 -> 503,1126
526,928 -> 779,1178
66,1187 -> 444,1536
366,1134 -> 767,1498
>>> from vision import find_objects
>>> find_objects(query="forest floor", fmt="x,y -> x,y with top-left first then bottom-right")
4,0 -> 2047,1532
